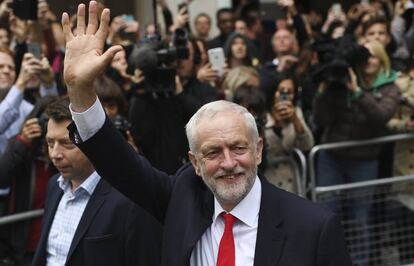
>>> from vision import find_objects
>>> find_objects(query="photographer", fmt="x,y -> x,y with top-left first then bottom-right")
127,36 -> 218,174
0,96 -> 58,265
264,76 -> 314,193
313,39 -> 399,266
0,50 -> 57,155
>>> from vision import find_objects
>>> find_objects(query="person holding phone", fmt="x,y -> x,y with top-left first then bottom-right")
222,32 -> 260,99
0,49 -> 57,154
263,76 -> 314,192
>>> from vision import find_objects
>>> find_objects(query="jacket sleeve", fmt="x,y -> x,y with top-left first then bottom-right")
69,117 -> 174,224
316,213 -> 353,266
313,91 -> 338,127
0,86 -> 24,134
355,84 -> 400,126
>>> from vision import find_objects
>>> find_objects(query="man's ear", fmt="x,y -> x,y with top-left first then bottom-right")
255,137 -> 263,165
188,151 -> 201,176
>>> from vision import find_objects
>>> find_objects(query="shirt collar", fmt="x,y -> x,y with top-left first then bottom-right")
213,176 -> 262,227
57,171 -> 101,196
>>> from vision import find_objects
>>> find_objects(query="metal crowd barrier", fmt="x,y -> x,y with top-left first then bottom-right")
0,209 -> 43,226
308,133 -> 414,266
291,148 -> 307,197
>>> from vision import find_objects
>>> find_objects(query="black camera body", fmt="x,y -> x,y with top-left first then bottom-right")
127,28 -> 190,93
312,36 -> 371,88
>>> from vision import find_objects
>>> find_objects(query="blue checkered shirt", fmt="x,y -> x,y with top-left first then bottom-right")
46,171 -> 101,266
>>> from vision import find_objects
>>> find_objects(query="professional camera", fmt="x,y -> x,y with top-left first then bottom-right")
127,28 -> 190,93
312,36 -> 371,87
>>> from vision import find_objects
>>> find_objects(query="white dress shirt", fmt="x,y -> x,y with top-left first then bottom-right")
190,177 -> 261,266
46,172 -> 101,266
70,98 -> 262,266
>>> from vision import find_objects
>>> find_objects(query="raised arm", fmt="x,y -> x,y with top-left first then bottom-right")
62,1 -> 122,112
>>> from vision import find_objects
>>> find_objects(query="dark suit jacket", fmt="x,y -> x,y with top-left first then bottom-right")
69,117 -> 353,266
32,175 -> 162,266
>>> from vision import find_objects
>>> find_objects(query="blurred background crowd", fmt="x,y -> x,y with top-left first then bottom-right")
0,0 -> 414,265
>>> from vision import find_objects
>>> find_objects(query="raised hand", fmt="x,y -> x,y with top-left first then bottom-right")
16,53 -> 43,91
20,118 -> 42,143
61,1 -> 122,112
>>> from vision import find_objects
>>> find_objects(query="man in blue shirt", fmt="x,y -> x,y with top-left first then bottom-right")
32,98 -> 162,266
0,48 -> 58,154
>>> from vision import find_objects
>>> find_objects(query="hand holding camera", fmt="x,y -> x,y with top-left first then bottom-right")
38,56 -> 55,87
272,91 -> 296,123
9,13 -> 28,43
20,118 -> 42,144
346,68 -> 361,93
170,5 -> 189,32
277,55 -> 298,72
197,63 -> 219,83
16,53 -> 43,90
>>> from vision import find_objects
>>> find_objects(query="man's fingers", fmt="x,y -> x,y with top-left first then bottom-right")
25,118 -> 39,126
61,12 -> 74,42
76,3 -> 86,36
102,45 -> 123,65
96,8 -> 111,41
86,1 -> 99,35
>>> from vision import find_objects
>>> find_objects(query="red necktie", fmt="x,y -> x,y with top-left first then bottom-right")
217,213 -> 237,266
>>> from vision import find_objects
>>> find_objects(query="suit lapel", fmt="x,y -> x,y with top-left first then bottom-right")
65,179 -> 110,262
33,177 -> 63,265
254,178 -> 285,266
182,185 -> 214,264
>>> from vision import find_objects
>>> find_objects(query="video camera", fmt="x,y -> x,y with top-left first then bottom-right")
312,36 -> 371,88
127,28 -> 190,93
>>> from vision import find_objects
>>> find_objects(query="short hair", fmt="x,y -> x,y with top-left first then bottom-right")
216,8 -> 233,21
185,100 -> 259,153
94,75 -> 125,114
232,86 -> 266,116
195,13 -> 211,25
366,40 -> 391,76
46,97 -> 72,122
362,16 -> 390,36
0,47 -> 14,58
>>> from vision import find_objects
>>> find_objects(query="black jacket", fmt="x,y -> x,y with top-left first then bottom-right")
32,175 -> 162,266
68,117 -> 353,266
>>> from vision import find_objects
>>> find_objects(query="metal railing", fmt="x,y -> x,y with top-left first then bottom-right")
308,133 -> 414,201
0,209 -> 43,226
292,148 -> 307,197
308,133 -> 414,266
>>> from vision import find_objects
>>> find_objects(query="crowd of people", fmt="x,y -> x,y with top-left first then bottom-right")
0,0 -> 413,265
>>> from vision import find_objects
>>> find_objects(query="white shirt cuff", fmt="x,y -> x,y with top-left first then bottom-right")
69,98 -> 106,141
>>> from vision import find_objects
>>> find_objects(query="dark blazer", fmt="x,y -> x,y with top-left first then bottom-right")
32,175 -> 162,266
69,117 -> 353,266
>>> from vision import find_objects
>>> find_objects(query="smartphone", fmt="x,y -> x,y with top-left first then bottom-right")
260,2 -> 286,21
332,3 -> 342,16
208,48 -> 226,77
27,42 -> 42,59
122,14 -> 135,23
279,91 -> 290,101
12,0 -> 37,20
178,3 -> 188,14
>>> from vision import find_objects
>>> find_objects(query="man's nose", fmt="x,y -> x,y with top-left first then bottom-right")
50,145 -> 63,159
220,149 -> 237,170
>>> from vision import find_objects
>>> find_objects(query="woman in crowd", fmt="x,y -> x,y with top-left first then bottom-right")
222,32 -> 260,100
263,76 -> 314,193
314,39 -> 399,266
233,75 -> 314,194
